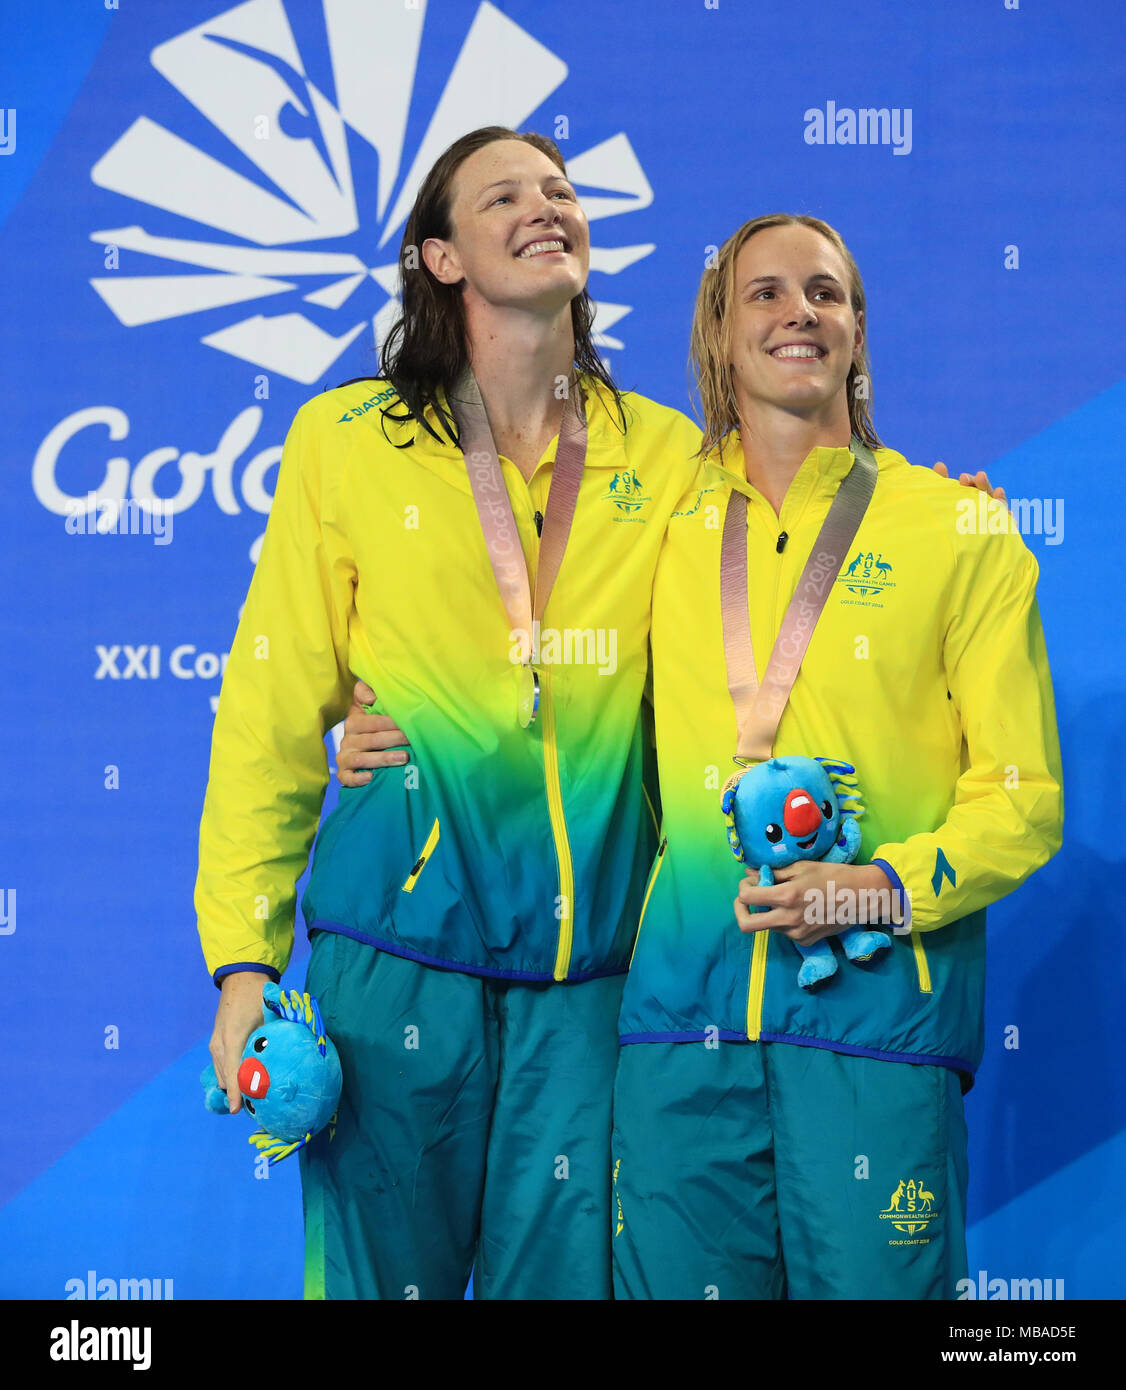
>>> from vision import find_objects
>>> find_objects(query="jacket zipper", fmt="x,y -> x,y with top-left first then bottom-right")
629,836 -> 667,968
543,665 -> 577,980
744,479 -> 817,1038
401,817 -> 440,893
513,465 -> 577,982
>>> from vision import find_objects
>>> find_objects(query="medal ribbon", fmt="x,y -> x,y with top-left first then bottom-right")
451,368 -> 588,670
721,438 -> 878,762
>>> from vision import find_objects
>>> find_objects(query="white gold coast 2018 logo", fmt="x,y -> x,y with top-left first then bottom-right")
86,0 -> 655,386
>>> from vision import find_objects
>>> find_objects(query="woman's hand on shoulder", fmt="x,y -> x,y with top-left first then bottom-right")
932,460 -> 1006,502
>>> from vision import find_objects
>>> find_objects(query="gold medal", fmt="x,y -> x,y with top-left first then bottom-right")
518,663 -> 541,729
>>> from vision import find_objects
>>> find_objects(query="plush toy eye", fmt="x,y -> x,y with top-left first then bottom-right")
820,800 -> 834,819
765,823 -> 783,843
244,1099 -> 256,1115
253,1035 -> 268,1053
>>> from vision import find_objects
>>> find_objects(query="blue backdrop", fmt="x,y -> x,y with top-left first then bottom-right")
1,0 -> 1122,1300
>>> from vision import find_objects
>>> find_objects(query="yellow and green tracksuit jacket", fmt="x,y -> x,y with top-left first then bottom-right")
618,438 -> 1064,1088
195,377 -> 702,987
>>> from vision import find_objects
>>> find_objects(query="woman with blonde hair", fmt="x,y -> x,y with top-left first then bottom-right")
610,212 -> 1063,1298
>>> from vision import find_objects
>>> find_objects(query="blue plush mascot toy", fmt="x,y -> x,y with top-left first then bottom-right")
721,755 -> 892,989
201,982 -> 342,1166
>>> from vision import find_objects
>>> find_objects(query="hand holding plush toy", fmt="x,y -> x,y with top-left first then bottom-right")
201,982 -> 342,1166
721,755 -> 892,989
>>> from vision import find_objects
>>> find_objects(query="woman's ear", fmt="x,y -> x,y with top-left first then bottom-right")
422,236 -> 463,286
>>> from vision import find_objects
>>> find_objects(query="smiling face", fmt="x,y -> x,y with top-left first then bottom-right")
422,138 -> 590,316
727,222 -> 863,426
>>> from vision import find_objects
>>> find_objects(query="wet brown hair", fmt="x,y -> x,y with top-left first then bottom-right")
340,126 -> 623,447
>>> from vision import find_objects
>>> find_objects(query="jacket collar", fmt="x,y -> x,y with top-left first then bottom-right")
703,431 -> 875,502
397,374 -> 627,494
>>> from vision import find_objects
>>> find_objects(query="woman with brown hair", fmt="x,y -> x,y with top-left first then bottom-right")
196,125 -> 701,1299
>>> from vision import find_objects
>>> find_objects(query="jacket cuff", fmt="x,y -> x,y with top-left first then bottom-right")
212,961 -> 282,990
869,857 -> 913,930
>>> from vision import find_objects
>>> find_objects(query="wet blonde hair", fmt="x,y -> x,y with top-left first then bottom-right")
689,213 -> 881,459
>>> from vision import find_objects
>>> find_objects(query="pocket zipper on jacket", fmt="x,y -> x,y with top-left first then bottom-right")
629,836 -> 667,968
912,932 -> 933,993
402,818 -> 440,893
746,929 -> 769,1040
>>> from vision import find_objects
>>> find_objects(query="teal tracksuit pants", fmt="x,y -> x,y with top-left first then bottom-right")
299,928 -> 625,1300
612,1038 -> 970,1300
